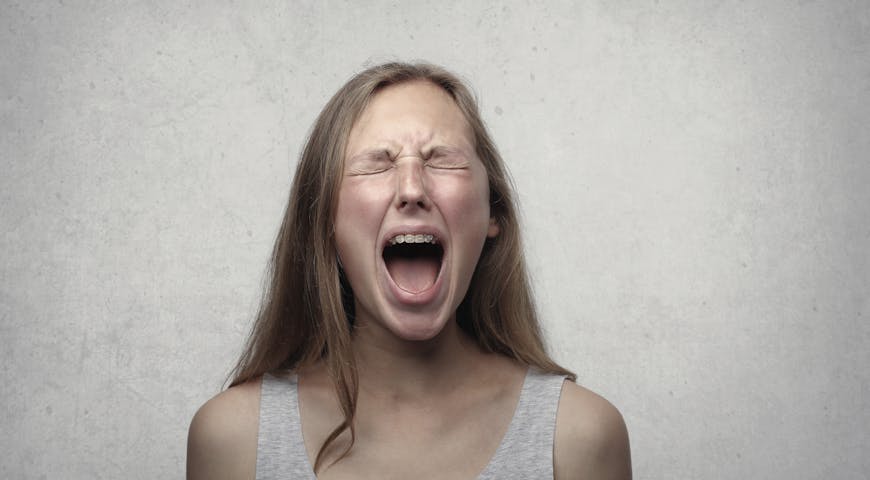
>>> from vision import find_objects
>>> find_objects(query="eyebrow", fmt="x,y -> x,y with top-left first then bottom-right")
425,145 -> 466,158
347,148 -> 391,163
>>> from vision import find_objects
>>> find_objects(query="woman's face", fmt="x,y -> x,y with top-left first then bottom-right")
334,80 -> 499,342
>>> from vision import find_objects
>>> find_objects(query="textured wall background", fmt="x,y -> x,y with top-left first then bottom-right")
2,1 -> 868,478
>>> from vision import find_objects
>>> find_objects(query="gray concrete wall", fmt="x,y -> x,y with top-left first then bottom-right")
2,1 -> 868,478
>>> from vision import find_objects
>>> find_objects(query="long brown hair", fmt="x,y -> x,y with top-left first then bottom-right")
229,61 -> 575,472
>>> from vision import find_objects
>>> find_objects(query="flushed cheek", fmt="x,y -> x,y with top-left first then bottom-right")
336,179 -> 391,233
432,178 -> 491,231
334,180 -> 391,281
432,189 -> 491,295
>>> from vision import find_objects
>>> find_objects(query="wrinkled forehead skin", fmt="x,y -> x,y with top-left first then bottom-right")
345,80 -> 477,163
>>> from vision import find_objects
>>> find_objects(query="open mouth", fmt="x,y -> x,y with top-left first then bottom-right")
383,234 -> 444,294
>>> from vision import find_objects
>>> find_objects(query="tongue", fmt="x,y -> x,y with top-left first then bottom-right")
386,256 -> 440,293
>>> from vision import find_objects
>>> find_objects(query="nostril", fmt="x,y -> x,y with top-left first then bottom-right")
397,198 -> 428,211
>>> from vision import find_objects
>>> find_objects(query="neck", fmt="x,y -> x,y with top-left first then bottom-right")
351,315 -> 483,400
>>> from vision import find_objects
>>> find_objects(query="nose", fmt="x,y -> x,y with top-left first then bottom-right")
394,155 -> 430,211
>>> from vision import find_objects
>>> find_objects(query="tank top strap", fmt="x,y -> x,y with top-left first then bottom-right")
477,368 -> 568,479
256,373 -> 316,480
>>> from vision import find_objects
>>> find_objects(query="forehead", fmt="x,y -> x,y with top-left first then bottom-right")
347,80 -> 473,152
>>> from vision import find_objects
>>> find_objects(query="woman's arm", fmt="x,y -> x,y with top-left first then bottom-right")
554,382 -> 632,480
187,379 -> 260,480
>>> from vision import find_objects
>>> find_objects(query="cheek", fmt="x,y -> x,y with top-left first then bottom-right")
432,175 -> 491,228
334,179 -> 391,264
336,179 -> 386,231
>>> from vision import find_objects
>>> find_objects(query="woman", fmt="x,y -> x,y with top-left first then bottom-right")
188,62 -> 631,479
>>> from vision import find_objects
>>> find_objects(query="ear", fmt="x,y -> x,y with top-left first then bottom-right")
487,217 -> 500,238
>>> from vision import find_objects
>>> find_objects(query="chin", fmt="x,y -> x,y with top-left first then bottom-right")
381,308 -> 454,342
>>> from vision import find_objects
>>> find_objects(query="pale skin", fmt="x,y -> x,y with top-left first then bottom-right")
188,81 -> 631,479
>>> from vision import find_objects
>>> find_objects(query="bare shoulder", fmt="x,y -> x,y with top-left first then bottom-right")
187,378 -> 261,480
554,381 -> 632,480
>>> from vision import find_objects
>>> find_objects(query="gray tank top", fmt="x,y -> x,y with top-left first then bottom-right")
256,368 -> 567,479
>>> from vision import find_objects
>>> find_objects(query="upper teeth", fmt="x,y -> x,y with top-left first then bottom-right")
390,234 -> 437,245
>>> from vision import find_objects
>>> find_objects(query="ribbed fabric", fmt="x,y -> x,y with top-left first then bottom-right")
256,369 -> 567,479
256,373 -> 316,480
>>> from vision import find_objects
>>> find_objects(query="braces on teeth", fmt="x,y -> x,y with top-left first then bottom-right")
389,234 -> 437,245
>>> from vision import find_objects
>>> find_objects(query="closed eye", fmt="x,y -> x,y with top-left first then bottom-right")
346,149 -> 392,175
425,147 -> 469,170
